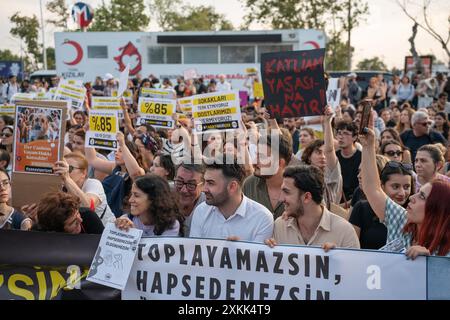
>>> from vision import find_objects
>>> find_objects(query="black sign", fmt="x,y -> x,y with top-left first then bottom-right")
261,49 -> 327,119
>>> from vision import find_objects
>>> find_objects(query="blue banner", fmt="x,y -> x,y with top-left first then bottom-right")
0,61 -> 23,78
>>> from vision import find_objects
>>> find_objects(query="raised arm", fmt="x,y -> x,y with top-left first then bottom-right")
360,114 -> 388,221
85,146 -> 115,174
323,106 -> 338,170
117,131 -> 145,180
121,97 -> 136,136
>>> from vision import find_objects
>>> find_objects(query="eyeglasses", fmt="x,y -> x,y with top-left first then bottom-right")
0,180 -> 10,188
384,150 -> 403,157
174,179 -> 203,191
0,133 -> 12,138
68,165 -> 82,173
383,161 -> 413,172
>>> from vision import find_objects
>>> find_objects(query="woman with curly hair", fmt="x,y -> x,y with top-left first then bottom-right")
115,174 -> 184,236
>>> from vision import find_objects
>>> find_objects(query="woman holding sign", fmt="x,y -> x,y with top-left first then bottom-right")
115,174 -> 183,237
360,113 -> 450,258
85,131 -> 145,218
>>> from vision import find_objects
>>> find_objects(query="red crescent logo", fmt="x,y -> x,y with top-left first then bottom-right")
302,41 -> 320,49
63,40 -> 83,65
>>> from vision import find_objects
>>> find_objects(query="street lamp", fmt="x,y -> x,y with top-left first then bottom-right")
39,0 -> 48,70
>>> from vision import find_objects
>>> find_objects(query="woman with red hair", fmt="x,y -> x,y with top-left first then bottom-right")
359,115 -> 450,258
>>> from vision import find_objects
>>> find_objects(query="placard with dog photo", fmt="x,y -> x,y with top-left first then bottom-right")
13,105 -> 63,174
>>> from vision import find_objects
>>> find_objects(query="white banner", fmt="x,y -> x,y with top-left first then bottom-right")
122,238 -> 427,300
192,91 -> 242,133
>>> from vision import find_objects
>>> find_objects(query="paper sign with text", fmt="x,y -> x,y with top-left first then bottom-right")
138,97 -> 176,129
261,49 -> 326,119
178,97 -> 193,114
91,96 -> 123,119
192,91 -> 242,133
183,68 -> 198,80
326,78 -> 341,110
140,87 -> 176,100
87,223 -> 143,290
0,104 -> 15,116
86,109 -> 119,151
112,89 -> 133,105
54,79 -> 86,111
11,93 -> 35,103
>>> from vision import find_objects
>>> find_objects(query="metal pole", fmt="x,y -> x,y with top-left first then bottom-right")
347,0 -> 352,70
39,0 -> 48,70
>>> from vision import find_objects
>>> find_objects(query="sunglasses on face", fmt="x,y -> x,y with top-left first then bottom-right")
384,150 -> 403,157
68,165 -> 82,173
0,133 -> 12,138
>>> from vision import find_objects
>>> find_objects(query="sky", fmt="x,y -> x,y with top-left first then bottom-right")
0,0 -> 449,70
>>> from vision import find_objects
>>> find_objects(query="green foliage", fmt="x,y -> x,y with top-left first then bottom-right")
46,0 -> 69,30
326,34 -> 353,71
90,0 -> 150,31
0,49 -> 21,61
356,57 -> 388,71
9,13 -> 41,68
150,0 -> 233,31
38,47 -> 55,70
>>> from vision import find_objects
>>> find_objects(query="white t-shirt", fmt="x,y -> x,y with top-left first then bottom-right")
82,178 -> 116,225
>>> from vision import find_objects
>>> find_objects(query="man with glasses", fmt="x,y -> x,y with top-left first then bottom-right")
400,111 -> 447,162
335,121 -> 361,204
174,163 -> 206,236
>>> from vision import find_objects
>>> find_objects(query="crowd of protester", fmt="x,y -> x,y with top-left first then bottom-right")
0,69 -> 449,261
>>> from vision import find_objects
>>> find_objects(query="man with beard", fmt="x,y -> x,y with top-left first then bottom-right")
174,163 -> 206,236
189,162 -> 273,243
283,118 -> 300,154
265,165 -> 359,249
243,130 -> 292,219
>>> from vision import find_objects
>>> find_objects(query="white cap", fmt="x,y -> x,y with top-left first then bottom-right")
347,72 -> 357,78
103,73 -> 114,81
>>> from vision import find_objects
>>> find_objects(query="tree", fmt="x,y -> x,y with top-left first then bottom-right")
9,13 -> 41,69
356,57 -> 388,71
0,49 -> 21,61
90,0 -> 150,31
241,0 -> 368,69
397,0 -> 450,66
46,0 -> 69,30
326,34 -> 354,71
149,0 -> 233,31
39,47 -> 55,70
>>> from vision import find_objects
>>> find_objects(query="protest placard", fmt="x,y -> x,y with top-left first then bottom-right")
183,68 -> 198,80
177,97 -> 193,114
85,109 -> 119,151
112,89 -> 133,104
192,91 -> 241,133
11,100 -> 67,208
326,78 -> 341,111
239,91 -> 248,107
122,238 -> 427,300
245,67 -> 258,76
53,79 -> 86,111
87,223 -> 142,290
91,96 -> 123,119
261,49 -> 327,118
137,97 -> 176,129
140,87 -> 176,99
0,104 -> 15,117
11,92 -> 35,103
253,81 -> 264,98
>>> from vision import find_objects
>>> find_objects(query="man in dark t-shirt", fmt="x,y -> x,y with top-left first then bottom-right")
335,121 -> 361,203
401,111 -> 447,162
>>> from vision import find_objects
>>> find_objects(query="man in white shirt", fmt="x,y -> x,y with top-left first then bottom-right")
216,74 -> 232,91
189,162 -> 273,243
1,75 -> 20,103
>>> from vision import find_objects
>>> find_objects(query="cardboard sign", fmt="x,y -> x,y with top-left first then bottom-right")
86,109 -> 119,151
261,49 -> 327,119
53,79 -> 87,111
0,104 -> 15,117
192,91 -> 241,133
137,97 -> 175,129
326,78 -> 341,111
13,105 -> 63,174
87,223 -> 142,290
183,68 -> 198,80
177,97 -> 193,114
253,82 -> 264,98
11,93 -> 35,103
11,100 -> 67,209
91,96 -> 123,119
140,87 -> 176,100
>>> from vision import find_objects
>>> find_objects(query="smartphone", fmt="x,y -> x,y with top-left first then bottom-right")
359,100 -> 372,135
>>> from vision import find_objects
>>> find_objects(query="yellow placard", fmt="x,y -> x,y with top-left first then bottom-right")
139,101 -> 174,115
246,68 -> 258,75
253,82 -> 264,98
89,115 -> 117,133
